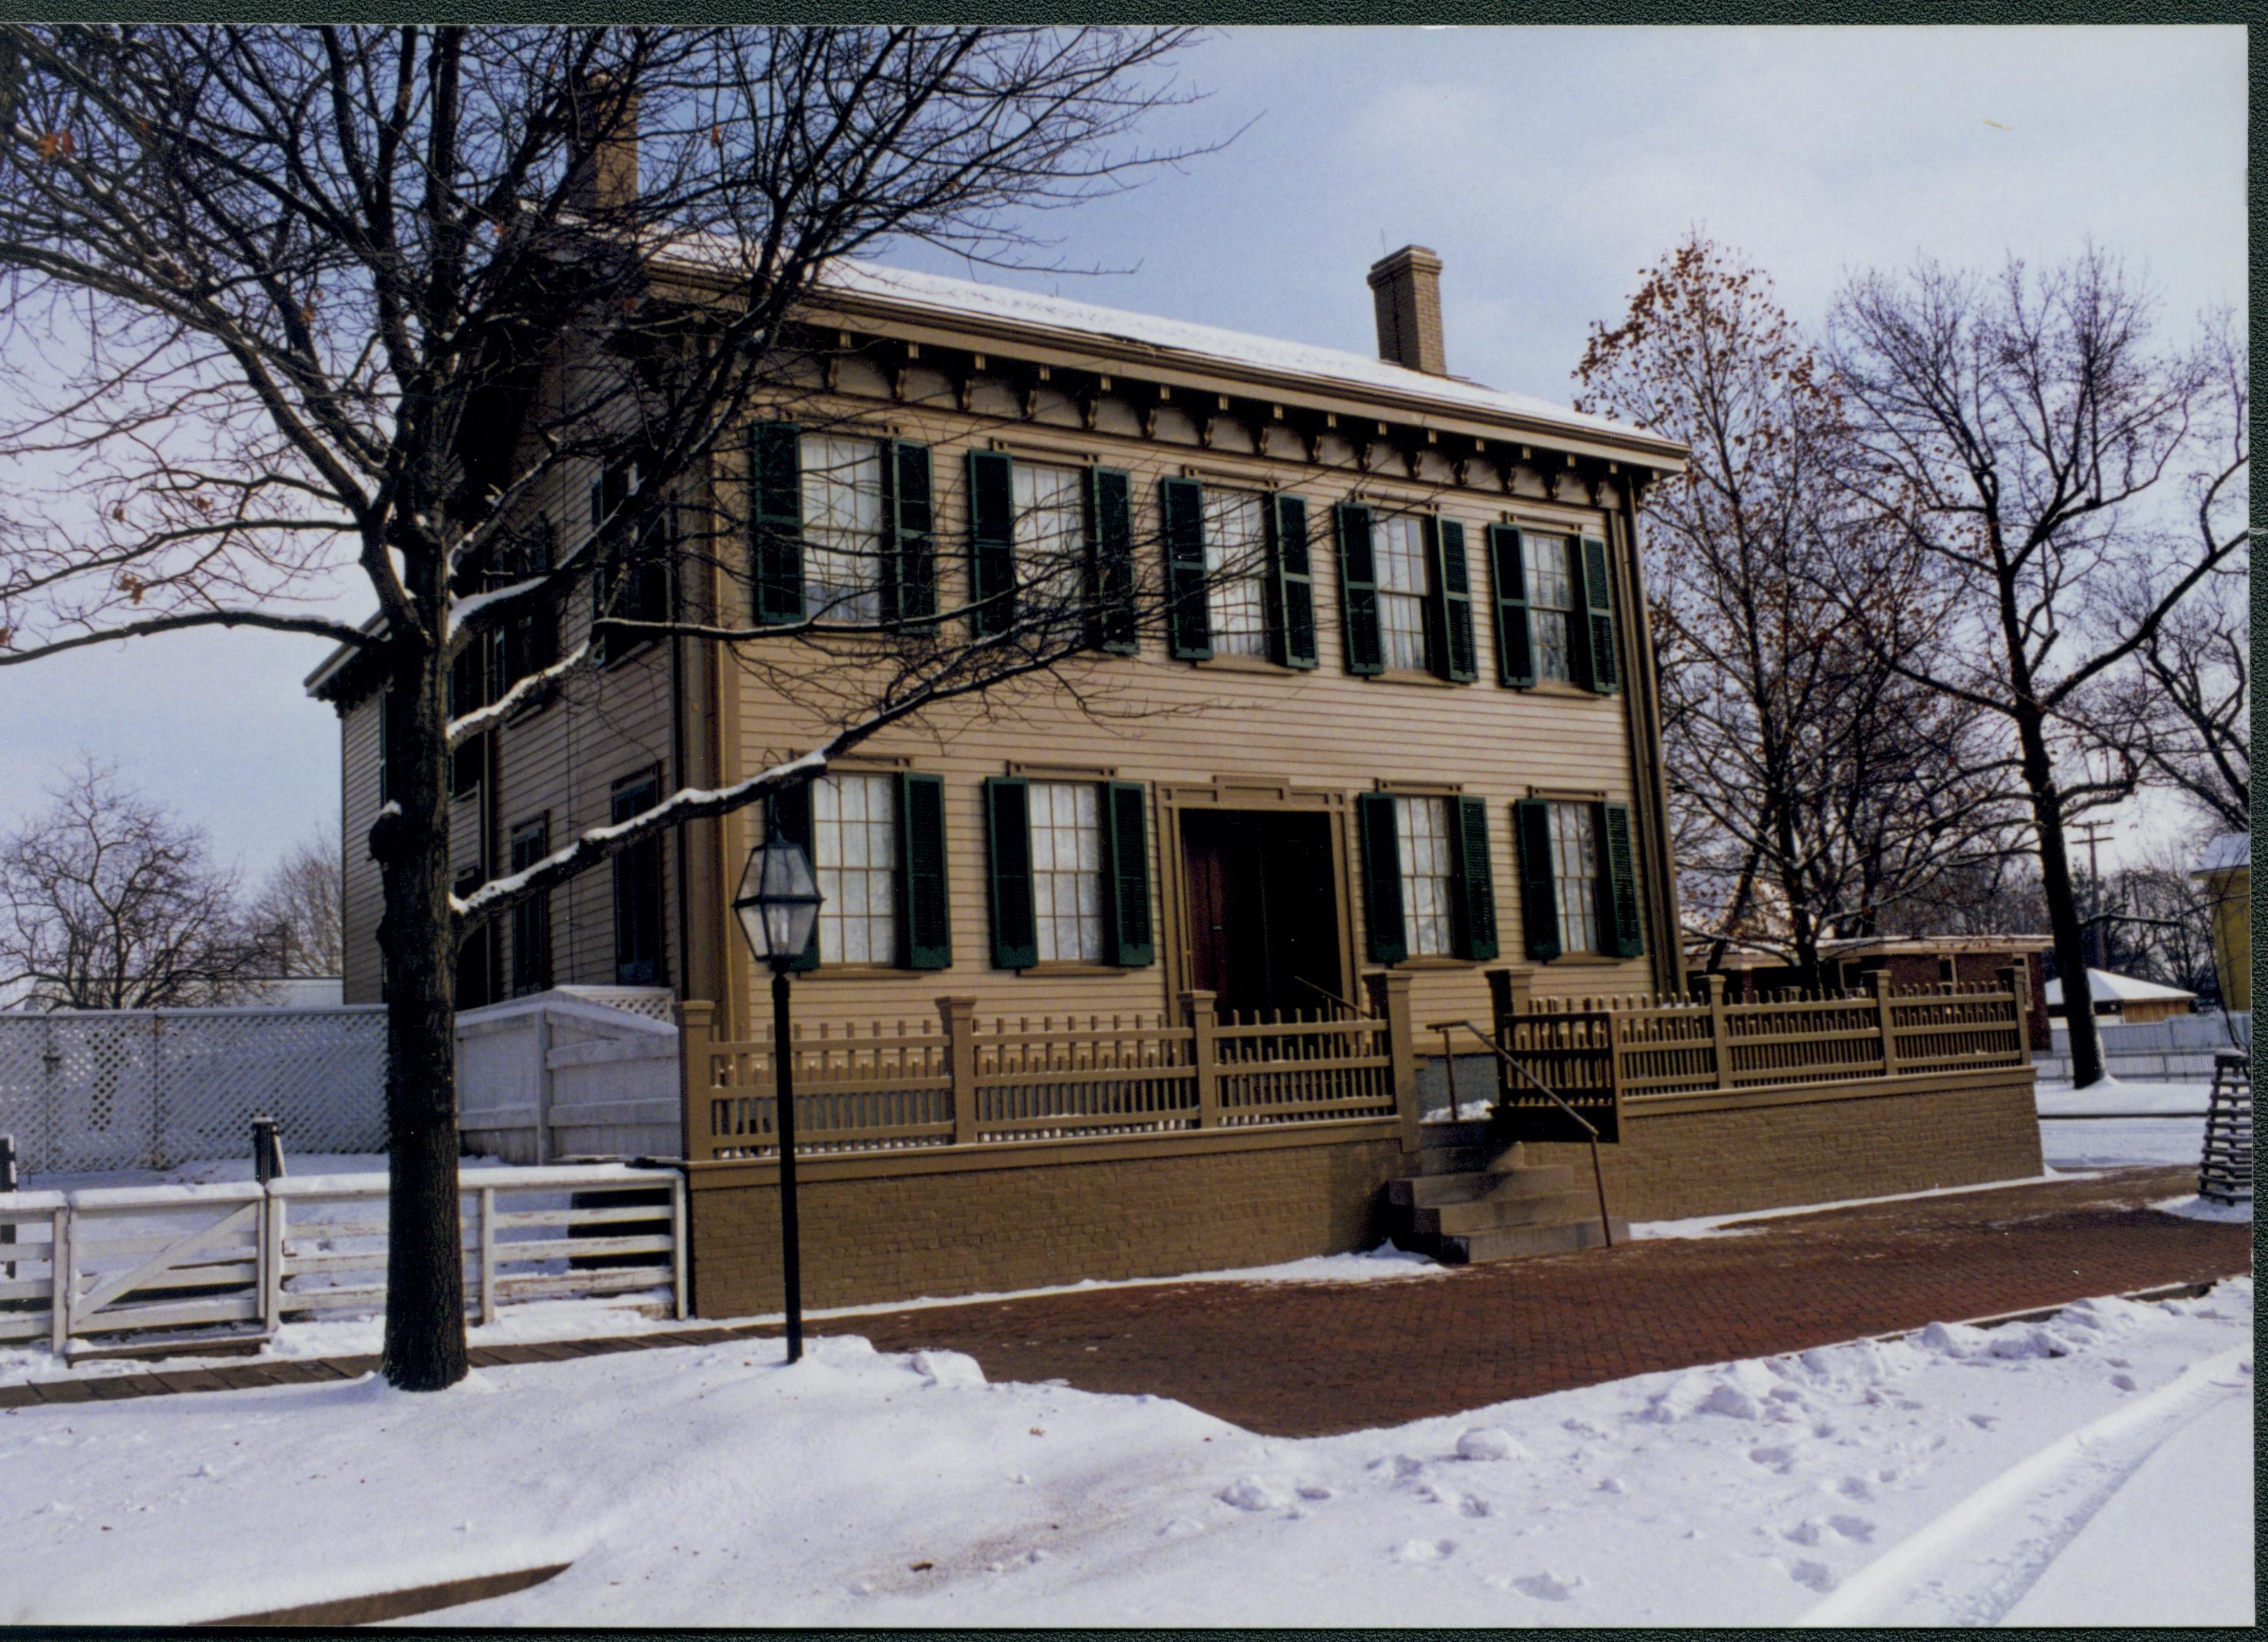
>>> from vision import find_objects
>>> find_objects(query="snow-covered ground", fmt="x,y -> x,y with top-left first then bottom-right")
0,1275 -> 2249,1627
2035,1077 -> 2217,1169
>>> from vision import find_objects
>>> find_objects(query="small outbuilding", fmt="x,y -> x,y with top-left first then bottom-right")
2044,967 -> 2197,1027
2190,833 -> 2250,1014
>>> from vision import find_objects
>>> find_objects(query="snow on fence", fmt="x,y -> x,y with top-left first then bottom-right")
683,987 -> 1404,1162
0,1164 -> 685,1351
0,1007 -> 387,1173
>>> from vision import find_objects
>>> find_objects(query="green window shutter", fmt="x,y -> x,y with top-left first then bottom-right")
1159,476 -> 1212,661
966,449 -> 1016,637
884,442 -> 937,628
768,782 -> 820,971
1084,466 -> 1137,654
1357,792 -> 1407,965
1103,781 -> 1155,967
1600,801 -> 1645,957
1575,534 -> 1620,694
1335,503 -> 1384,676
1434,519 -> 1477,683
1451,794 -> 1498,961
750,423 -> 804,626
1262,493 -> 1318,669
897,771 -> 951,970
1487,525 -> 1535,688
1514,799 -> 1561,961
983,776 -> 1037,970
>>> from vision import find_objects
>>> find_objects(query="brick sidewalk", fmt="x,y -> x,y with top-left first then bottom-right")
0,1166 -> 2246,1434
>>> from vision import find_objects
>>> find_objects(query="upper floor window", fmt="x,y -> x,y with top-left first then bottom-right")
592,460 -> 668,664
1010,461 -> 1087,620
1526,535 -> 1577,684
813,771 -> 899,965
1202,489 -> 1269,658
509,817 -> 552,997
800,434 -> 885,622
1028,781 -> 1106,963
1374,515 -> 1431,672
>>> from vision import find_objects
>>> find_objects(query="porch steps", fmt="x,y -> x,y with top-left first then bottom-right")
1391,1123 -> 1627,1266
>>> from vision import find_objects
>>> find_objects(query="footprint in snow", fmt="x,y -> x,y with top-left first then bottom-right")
1966,1413 -> 1998,1429
1787,1559 -> 1838,1593
1391,1538 -> 1457,1563
1217,1476 -> 1289,1512
1297,1484 -> 1335,1501
1460,1495 -> 1493,1518
1159,1518 -> 1205,1539
1747,1445 -> 1798,1473
1595,1477 -> 1626,1496
1829,1514 -> 1875,1542
1837,1476 -> 1875,1501
1510,1571 -> 1584,1601
1782,1519 -> 1824,1547
2110,1372 -> 2138,1392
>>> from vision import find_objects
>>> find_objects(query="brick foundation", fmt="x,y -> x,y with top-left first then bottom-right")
685,1129 -> 1407,1318
683,1071 -> 2042,1314
1524,1070 -> 2043,1222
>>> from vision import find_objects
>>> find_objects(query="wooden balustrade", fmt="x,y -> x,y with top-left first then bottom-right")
681,972 -> 1417,1163
1484,964 -> 2034,1120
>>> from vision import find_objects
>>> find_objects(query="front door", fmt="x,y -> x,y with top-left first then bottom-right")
1179,810 -> 1342,1019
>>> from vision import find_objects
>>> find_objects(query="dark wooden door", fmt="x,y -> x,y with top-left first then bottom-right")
1179,811 -> 1341,1020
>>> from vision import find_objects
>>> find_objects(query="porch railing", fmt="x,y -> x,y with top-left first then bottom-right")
1485,967 -> 2034,1137
684,975 -> 1416,1162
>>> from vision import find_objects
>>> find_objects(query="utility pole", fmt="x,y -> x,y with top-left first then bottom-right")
2069,821 -> 2114,970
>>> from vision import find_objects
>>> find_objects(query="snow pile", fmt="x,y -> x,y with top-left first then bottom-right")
2153,1193 -> 2252,1224
0,1276 -> 2248,1627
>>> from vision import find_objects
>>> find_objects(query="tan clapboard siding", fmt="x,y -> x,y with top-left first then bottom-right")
340,693 -> 383,1003
709,395 -> 1657,1041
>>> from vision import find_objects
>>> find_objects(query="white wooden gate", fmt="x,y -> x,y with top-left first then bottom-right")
0,1165 -> 685,1352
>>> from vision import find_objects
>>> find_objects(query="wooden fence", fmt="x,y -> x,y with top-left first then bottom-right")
1487,968 -> 2033,1139
0,1165 -> 686,1352
684,979 -> 1414,1162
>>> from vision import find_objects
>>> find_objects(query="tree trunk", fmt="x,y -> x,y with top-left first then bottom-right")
2015,705 -> 2105,1087
371,658 -> 470,1391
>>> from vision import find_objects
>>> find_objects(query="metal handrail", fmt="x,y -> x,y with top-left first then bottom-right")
1426,1018 -> 1616,1249
1292,977 -> 1364,1020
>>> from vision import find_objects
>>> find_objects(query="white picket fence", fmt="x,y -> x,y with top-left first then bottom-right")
0,1006 -> 388,1173
0,1163 -> 685,1352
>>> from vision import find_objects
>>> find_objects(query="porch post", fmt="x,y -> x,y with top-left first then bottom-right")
1182,991 -> 1221,1129
1705,973 -> 1732,1090
1366,970 -> 1420,1153
938,997 -> 980,1145
1998,964 -> 2031,1060
675,1000 -> 715,1162
1870,970 -> 1902,1078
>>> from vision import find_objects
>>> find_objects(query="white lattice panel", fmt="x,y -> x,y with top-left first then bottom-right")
0,1007 -> 387,1173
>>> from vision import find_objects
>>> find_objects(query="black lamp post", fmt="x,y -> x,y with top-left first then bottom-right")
731,817 -> 823,1364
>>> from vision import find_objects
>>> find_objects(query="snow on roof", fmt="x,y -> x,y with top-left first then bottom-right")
2191,832 -> 2250,876
811,259 -> 1650,445
2043,968 -> 2197,1006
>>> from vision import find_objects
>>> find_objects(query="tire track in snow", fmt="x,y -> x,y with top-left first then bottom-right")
1794,1345 -> 2253,1627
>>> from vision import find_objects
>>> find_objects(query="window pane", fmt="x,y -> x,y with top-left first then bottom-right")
1012,463 -> 1086,627
1030,781 -> 1104,963
1548,802 -> 1601,954
800,435 -> 885,622
1202,489 -> 1268,658
1375,516 -> 1429,672
1527,536 -> 1574,682
812,772 -> 898,964
1394,794 -> 1454,957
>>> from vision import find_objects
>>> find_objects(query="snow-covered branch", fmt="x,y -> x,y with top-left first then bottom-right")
445,638 -> 592,749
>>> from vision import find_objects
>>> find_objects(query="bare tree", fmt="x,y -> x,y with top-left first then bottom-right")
1576,234 -> 2022,986
247,832 -> 343,979
0,25 -> 1214,1388
1825,250 -> 2240,1086
0,759 -> 273,1009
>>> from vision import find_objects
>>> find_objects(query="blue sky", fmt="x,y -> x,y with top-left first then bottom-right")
0,24 -> 2246,878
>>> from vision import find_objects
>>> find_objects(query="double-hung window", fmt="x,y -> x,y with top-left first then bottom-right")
509,818 -> 552,997
592,460 -> 669,664
1514,798 -> 1645,960
799,434 -> 886,622
497,519 -> 559,698
1354,791 -> 1497,964
1028,781 -> 1107,963
812,772 -> 900,965
767,771 -> 951,970
611,772 -> 667,985
1010,462 -> 1088,631
1201,489 -> 1269,658
1373,515 -> 1431,672
1526,535 -> 1577,684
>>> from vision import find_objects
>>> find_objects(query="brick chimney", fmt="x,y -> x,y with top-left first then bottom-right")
1367,245 -> 1447,376
566,74 -> 639,213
